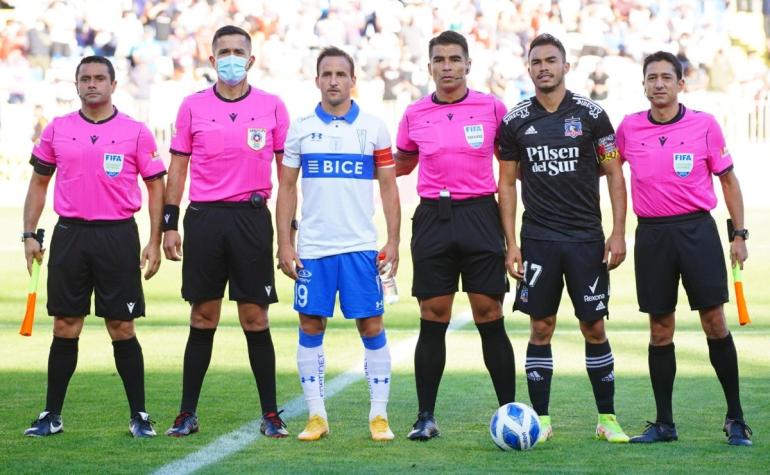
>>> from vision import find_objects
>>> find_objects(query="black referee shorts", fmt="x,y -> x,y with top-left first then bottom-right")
634,211 -> 728,314
410,195 -> 508,299
181,201 -> 277,305
47,217 -> 145,320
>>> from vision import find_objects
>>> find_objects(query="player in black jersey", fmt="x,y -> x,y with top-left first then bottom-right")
498,34 -> 629,443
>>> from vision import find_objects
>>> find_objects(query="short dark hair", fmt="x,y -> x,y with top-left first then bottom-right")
642,51 -> 683,80
76,56 -> 115,82
316,46 -> 355,76
528,33 -> 566,61
212,25 -> 252,51
428,30 -> 469,59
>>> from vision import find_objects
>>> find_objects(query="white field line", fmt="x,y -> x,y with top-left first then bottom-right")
152,311 -> 473,475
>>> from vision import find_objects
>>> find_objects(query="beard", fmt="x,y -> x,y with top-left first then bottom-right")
535,75 -> 563,94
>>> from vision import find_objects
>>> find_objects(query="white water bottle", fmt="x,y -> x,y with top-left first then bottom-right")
378,252 -> 399,304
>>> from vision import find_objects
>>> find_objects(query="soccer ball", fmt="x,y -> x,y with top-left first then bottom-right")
489,402 -> 540,451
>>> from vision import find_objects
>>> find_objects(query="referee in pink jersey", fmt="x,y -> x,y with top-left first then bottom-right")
162,25 -> 290,438
617,51 -> 752,446
395,30 -> 516,441
23,56 -> 166,438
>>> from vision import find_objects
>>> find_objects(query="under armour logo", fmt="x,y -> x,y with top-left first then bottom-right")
127,302 -> 135,313
301,376 -> 317,383
372,377 -> 390,384
264,285 -> 272,295
310,132 -> 323,141
164,213 -> 170,223
447,113 -> 454,121
229,112 -> 238,122
90,135 -> 99,144
658,136 -> 668,146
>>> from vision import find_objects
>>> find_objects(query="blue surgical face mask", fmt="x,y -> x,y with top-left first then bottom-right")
216,55 -> 249,86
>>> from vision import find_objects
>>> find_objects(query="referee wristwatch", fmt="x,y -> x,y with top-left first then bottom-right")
732,229 -> 749,241
21,231 -> 37,243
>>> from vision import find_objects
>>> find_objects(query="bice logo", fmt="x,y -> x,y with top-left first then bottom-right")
103,153 -> 124,177
673,153 -> 694,177
464,124 -> 484,149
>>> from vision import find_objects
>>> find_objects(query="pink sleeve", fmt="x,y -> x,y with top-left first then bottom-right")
169,99 -> 192,156
396,109 -> 417,153
494,98 -> 507,141
32,120 -> 57,165
706,117 -> 733,175
136,124 -> 166,179
616,119 -> 626,163
273,97 -> 290,153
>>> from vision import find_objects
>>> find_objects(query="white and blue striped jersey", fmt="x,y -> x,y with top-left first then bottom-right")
283,101 -> 394,259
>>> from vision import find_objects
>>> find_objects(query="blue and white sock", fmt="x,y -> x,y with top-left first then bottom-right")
362,330 -> 391,421
297,328 -> 326,420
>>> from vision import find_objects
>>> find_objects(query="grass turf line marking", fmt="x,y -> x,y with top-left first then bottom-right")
153,311 -> 473,475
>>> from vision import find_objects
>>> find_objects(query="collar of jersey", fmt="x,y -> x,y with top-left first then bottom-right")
431,89 -> 469,105
647,104 -> 686,125
79,107 -> 118,124
315,100 -> 359,124
213,84 -> 252,103
531,90 -> 572,113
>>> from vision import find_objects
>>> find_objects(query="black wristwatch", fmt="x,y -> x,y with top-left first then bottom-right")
21,231 -> 37,243
732,229 -> 749,241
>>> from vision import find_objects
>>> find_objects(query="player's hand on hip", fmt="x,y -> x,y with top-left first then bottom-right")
141,243 -> 161,280
506,244 -> 524,280
163,230 -> 183,261
604,233 -> 626,270
278,244 -> 302,280
379,241 -> 399,277
730,239 -> 748,269
24,239 -> 45,275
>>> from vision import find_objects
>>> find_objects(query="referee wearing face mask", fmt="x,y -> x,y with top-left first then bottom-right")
162,25 -> 291,438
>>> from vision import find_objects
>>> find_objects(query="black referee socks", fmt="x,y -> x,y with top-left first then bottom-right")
586,340 -> 615,414
476,318 -> 516,405
46,336 -> 79,415
414,319 -> 449,414
180,326 -> 216,414
648,342 -> 676,424
707,333 -> 744,421
244,329 -> 278,414
113,336 -> 146,416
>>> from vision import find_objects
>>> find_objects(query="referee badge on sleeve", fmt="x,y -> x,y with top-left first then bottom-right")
673,153 -> 694,177
248,128 -> 266,151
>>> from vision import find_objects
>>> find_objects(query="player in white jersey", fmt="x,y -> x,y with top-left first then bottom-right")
276,47 -> 401,441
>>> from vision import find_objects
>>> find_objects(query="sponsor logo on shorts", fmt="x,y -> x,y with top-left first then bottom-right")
103,153 -> 124,177
297,268 -> 312,284
247,128 -> 266,151
264,285 -> 272,295
375,300 -> 384,310
584,293 -> 606,302
127,302 -> 135,313
673,153 -> 694,177
464,124 -> 484,149
589,276 -> 599,294
595,301 -> 606,311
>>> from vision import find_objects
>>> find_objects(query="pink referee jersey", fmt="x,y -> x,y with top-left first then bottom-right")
32,109 -> 166,220
170,86 -> 289,202
396,90 -> 507,200
617,106 -> 733,218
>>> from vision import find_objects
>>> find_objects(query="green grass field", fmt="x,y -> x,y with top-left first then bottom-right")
0,206 -> 768,474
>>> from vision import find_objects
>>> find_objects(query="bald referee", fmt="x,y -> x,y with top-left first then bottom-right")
23,56 -> 165,438
162,25 -> 290,438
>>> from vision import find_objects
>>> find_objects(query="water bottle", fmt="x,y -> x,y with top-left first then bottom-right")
378,252 -> 399,304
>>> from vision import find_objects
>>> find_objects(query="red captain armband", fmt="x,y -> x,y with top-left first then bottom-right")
374,148 -> 395,168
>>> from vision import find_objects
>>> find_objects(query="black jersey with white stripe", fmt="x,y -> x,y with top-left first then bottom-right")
499,91 -> 619,242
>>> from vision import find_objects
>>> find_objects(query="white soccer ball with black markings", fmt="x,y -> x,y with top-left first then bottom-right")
489,402 -> 540,451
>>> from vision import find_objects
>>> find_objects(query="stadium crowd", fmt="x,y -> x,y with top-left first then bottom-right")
0,0 -> 768,189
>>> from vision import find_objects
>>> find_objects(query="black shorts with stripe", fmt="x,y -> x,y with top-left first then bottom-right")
410,195 -> 508,299
47,217 -> 145,320
181,201 -> 277,305
513,239 -> 609,322
634,211 -> 728,314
